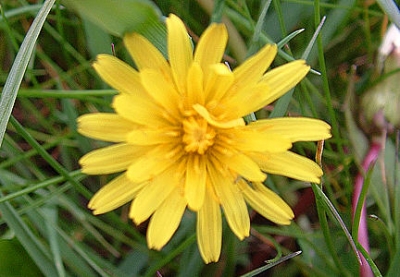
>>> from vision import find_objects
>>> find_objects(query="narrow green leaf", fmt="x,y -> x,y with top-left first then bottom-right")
0,191 -> 58,277
43,205 -> 66,277
387,240 -> 400,277
311,183 -> 362,267
240,251 -> 302,277
0,0 -> 56,147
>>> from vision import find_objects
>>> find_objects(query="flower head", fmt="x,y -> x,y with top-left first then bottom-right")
78,14 -> 331,263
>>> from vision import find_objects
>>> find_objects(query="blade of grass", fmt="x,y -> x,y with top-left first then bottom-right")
247,0 -> 272,55
0,0 -> 56,147
144,234 -> 196,277
17,89 -> 117,99
395,131 -> 400,248
239,251 -> 302,277
357,243 -> 383,277
0,170 -> 83,204
313,0 -> 342,151
43,205 -> 66,277
210,0 -> 225,23
9,116 -> 92,199
269,16 -> 325,118
312,184 -> 348,276
0,191 -> 58,277
311,183 -> 361,271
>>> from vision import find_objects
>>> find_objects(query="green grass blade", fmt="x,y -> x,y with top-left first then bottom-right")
0,0 -> 56,147
239,251 -> 302,277
311,183 -> 362,268
0,191 -> 58,277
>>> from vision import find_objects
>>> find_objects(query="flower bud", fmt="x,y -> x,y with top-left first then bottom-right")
359,24 -> 400,136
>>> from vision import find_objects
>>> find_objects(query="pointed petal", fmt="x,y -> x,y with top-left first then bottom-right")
166,14 -> 193,93
140,68 -> 181,119
93,54 -> 144,95
210,166 -> 250,239
127,128 -> 180,145
213,82 -> 270,120
79,144 -> 144,174
129,168 -> 180,224
127,145 -> 183,183
226,127 -> 292,152
147,188 -> 187,250
204,64 -> 234,104
193,104 -> 245,129
233,44 -> 277,89
124,32 -> 171,77
186,62 -> 205,105
253,151 -> 323,183
197,186 -> 222,263
238,180 -> 294,225
185,155 -> 207,211
217,60 -> 310,120
259,60 -> 310,105
213,148 -> 266,182
248,117 -> 332,142
194,23 -> 227,68
88,173 -> 145,215
77,113 -> 136,142
112,93 -> 169,127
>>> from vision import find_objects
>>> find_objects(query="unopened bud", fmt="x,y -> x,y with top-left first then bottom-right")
359,24 -> 400,136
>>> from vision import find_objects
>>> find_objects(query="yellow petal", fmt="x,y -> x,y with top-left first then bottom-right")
233,44 -> 277,89
127,128 -> 179,145
166,14 -> 193,93
194,23 -> 227,69
93,54 -> 145,95
88,173 -> 145,215
253,151 -> 323,183
77,113 -> 136,142
204,64 -> 234,104
212,148 -> 266,182
112,94 -> 169,127
210,166 -> 250,239
124,32 -> 171,77
259,60 -> 310,106
185,154 -> 207,211
186,62 -> 205,106
197,186 -> 222,263
226,127 -> 292,152
238,180 -> 294,225
129,168 -> 180,224
214,82 -> 270,120
140,68 -> 181,120
127,145 -> 183,183
248,117 -> 332,142
193,104 -> 245,129
79,144 -> 144,174
147,188 -> 187,250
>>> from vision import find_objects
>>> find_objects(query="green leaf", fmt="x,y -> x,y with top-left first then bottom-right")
62,0 -> 167,56
0,238 -> 43,277
0,0 -> 56,147
0,191 -> 58,277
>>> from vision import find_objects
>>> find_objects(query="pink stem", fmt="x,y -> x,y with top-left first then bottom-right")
352,141 -> 382,277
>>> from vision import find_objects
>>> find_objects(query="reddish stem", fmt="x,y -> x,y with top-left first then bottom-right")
352,141 -> 382,277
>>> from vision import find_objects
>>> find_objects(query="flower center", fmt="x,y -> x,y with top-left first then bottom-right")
182,117 -> 216,154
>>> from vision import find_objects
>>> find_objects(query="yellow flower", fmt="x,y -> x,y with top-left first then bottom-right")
78,14 -> 331,263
